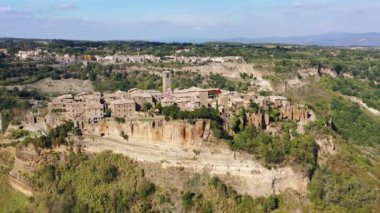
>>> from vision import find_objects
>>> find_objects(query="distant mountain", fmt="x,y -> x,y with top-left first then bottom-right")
224,32 -> 380,47
2,32 -> 380,46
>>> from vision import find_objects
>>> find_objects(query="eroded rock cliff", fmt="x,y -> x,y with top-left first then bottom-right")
79,118 -> 309,198
85,119 -> 211,146
246,112 -> 270,129
281,105 -> 309,122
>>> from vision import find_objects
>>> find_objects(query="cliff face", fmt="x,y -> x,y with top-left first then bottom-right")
316,136 -> 337,165
9,146 -> 38,197
280,105 -> 309,122
244,105 -> 309,130
246,112 -> 270,129
86,119 -> 211,145
297,67 -> 337,79
79,118 -> 310,198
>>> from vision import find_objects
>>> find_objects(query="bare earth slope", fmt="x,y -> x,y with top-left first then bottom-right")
79,134 -> 308,198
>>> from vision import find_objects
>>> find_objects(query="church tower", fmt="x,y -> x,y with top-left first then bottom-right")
163,71 -> 172,93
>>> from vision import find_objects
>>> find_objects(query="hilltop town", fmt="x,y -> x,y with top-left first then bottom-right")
0,40 -> 379,212
26,70 -> 310,134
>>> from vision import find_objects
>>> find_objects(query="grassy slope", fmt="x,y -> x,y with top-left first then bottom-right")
286,80 -> 380,211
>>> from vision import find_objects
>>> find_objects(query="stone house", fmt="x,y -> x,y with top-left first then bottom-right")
130,89 -> 155,107
172,87 -> 209,108
85,102 -> 104,123
109,99 -> 136,118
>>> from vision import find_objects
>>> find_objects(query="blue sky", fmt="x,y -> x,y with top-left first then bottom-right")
0,0 -> 379,40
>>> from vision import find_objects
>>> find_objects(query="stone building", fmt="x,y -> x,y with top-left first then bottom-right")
161,87 -> 221,111
109,99 -> 136,118
84,102 -> 104,123
172,87 -> 209,108
130,89 -> 155,107
47,94 -> 104,125
217,91 -> 251,112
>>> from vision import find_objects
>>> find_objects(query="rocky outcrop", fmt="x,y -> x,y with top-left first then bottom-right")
245,105 -> 309,129
316,136 -> 337,164
9,146 -> 38,196
297,67 -> 337,79
246,112 -> 270,129
9,172 -> 33,197
88,119 -> 211,146
281,105 -> 309,122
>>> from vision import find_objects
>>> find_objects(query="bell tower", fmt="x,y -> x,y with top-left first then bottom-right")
162,71 -> 172,93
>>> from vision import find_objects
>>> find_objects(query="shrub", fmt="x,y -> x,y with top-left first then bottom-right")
10,129 -> 30,139
264,195 -> 279,212
115,117 -> 125,123
182,191 -> 195,210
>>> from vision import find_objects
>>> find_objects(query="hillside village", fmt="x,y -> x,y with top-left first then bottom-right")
1,39 -> 379,212
26,70 -> 310,133
14,48 -> 244,66
2,0 -> 380,211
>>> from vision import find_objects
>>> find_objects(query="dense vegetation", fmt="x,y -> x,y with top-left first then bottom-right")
287,81 -> 380,211
172,70 -> 205,89
288,80 -> 380,146
181,175 -> 280,212
32,152 -> 157,212
92,70 -> 162,92
321,76 -> 380,110
309,167 -> 378,212
232,126 -> 317,174
330,98 -> 380,145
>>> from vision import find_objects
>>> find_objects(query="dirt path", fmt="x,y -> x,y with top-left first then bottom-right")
349,96 -> 380,116
79,134 -> 308,197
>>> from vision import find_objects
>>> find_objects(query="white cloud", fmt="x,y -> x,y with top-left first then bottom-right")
51,3 -> 77,10
289,1 -> 328,11
0,6 -> 15,13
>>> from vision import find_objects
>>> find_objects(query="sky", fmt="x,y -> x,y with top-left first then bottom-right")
0,0 -> 379,41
